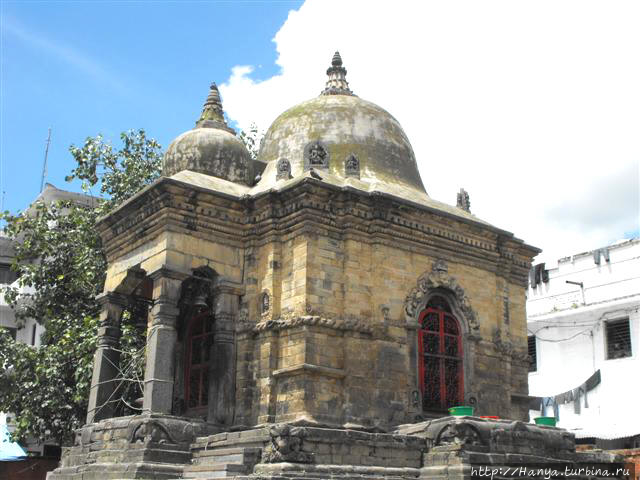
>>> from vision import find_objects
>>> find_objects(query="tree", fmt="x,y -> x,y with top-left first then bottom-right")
237,122 -> 263,160
0,129 -> 162,445
0,123 -> 259,446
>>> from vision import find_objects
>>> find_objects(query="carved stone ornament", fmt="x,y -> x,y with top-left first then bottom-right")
432,259 -> 448,274
304,140 -> 329,169
436,422 -> 484,447
489,420 -> 574,454
344,153 -> 360,177
236,304 -> 252,332
404,269 -> 479,331
261,423 -> 313,463
276,158 -> 292,181
130,419 -> 175,445
456,188 -> 471,212
380,305 -> 390,324
261,291 -> 270,315
252,315 -> 372,334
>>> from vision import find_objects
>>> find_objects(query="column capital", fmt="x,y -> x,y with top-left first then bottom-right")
213,279 -> 245,297
96,291 -> 129,308
148,266 -> 191,282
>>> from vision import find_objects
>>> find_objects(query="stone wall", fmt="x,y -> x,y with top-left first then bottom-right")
96,176 -> 538,428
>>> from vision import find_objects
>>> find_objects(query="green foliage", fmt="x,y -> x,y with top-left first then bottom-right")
0,129 -> 162,445
66,129 -> 162,214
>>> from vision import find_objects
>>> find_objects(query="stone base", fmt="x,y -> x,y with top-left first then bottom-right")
48,416 -> 629,480
47,413 -> 217,480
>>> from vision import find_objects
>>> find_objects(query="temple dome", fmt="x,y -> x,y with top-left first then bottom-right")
163,83 -> 251,185
256,52 -> 428,200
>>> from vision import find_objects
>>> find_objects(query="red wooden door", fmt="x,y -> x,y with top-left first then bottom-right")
185,313 -> 214,412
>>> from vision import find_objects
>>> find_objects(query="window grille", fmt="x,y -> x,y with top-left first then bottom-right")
528,335 -> 537,372
419,296 -> 464,411
606,319 -> 632,360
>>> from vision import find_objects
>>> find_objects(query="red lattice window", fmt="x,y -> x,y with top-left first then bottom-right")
418,296 -> 464,411
185,313 -> 214,411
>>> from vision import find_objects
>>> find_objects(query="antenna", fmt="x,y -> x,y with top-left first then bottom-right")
40,128 -> 52,193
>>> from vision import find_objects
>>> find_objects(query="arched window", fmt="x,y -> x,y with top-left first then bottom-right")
418,295 -> 464,411
185,312 -> 214,412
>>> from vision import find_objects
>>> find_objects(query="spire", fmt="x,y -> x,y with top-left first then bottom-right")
196,82 -> 235,133
321,51 -> 355,96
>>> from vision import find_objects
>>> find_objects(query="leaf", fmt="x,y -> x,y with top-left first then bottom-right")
0,129 -> 161,445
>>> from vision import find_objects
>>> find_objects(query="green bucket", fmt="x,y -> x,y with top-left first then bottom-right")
534,416 -> 557,427
449,406 -> 474,416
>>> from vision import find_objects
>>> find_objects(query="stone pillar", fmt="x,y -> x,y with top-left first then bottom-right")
87,292 -> 127,424
208,281 -> 241,426
142,269 -> 183,414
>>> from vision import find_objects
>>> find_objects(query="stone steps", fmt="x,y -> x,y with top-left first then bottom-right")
183,462 -> 248,479
184,445 -> 262,478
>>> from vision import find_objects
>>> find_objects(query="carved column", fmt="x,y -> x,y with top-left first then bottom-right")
87,292 -> 127,424
142,269 -> 184,414
208,281 -> 242,426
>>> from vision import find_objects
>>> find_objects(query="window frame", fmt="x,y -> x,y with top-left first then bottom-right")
184,311 -> 215,414
528,335 -> 537,373
417,297 -> 464,412
605,318 -> 632,360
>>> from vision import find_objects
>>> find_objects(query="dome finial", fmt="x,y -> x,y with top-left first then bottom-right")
321,51 -> 355,96
332,51 -> 343,67
196,82 -> 234,133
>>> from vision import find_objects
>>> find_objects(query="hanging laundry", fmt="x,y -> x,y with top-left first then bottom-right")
585,370 -> 601,390
573,388 -> 581,414
581,384 -> 589,408
541,369 -> 601,416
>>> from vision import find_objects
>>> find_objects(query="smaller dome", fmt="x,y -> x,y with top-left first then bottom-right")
163,83 -> 251,185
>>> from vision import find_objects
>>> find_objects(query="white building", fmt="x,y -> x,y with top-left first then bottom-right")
527,238 -> 640,447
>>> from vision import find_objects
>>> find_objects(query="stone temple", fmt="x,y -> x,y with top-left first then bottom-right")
49,53 -> 629,479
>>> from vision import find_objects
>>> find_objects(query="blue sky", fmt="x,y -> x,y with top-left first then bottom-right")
1,1 -> 638,263
1,0 -> 301,212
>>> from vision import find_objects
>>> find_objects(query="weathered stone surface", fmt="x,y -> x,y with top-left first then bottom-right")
52,54 -> 618,480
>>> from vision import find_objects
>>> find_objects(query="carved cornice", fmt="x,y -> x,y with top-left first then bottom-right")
272,363 -> 346,379
246,315 -> 373,334
98,178 -> 537,286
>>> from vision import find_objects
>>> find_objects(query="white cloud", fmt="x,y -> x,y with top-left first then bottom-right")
220,0 -> 640,264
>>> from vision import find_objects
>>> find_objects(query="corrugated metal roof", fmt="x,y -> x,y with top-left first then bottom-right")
569,423 -> 640,440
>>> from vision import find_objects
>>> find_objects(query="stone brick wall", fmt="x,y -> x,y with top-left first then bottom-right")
97,177 -> 538,428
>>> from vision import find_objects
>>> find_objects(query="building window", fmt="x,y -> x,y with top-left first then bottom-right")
606,319 -> 632,360
0,263 -> 18,285
185,313 -> 214,411
418,296 -> 464,411
528,335 -> 537,372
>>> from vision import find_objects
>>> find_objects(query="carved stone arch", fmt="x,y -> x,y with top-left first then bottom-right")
404,268 -> 479,332
405,263 -> 480,418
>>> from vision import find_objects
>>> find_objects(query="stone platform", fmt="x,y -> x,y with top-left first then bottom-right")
48,415 -> 629,480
